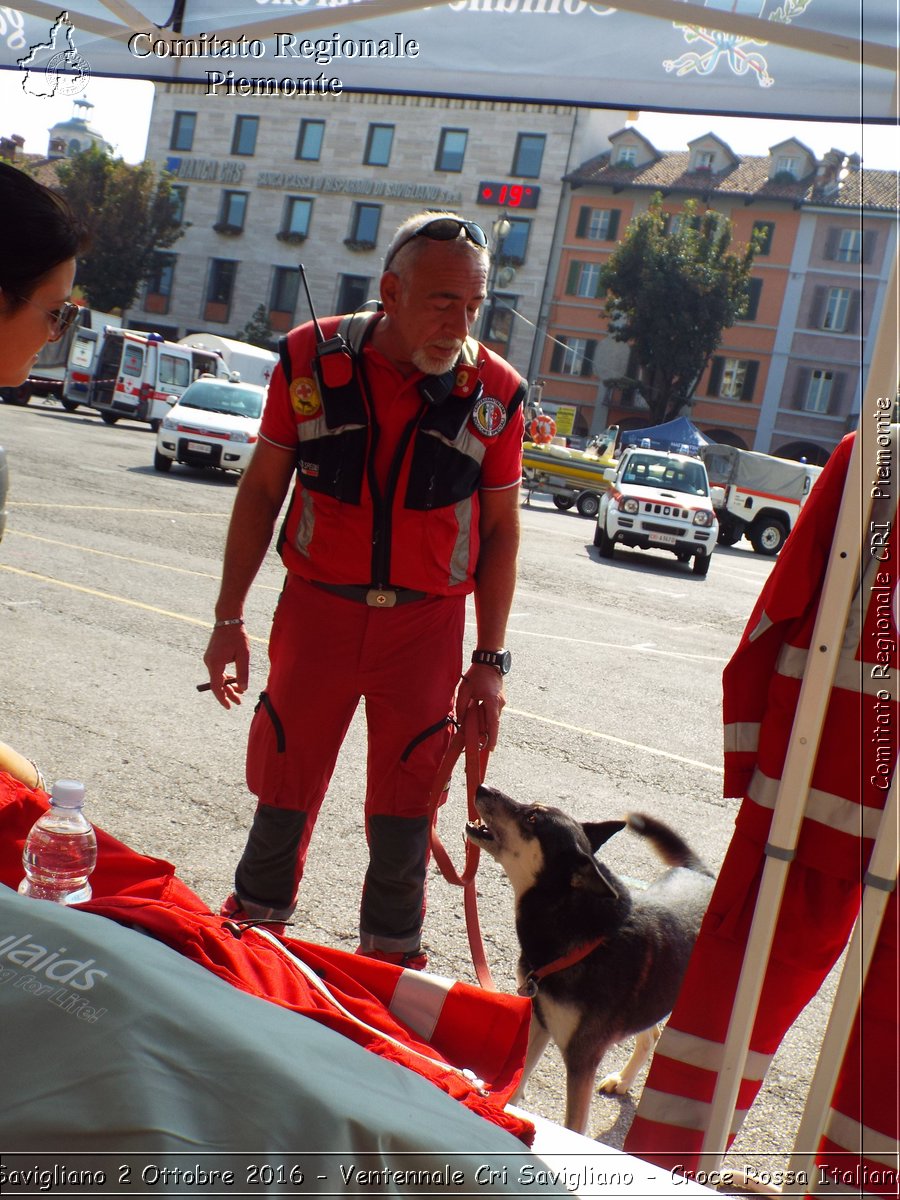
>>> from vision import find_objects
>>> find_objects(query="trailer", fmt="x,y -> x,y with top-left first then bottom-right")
521,439 -> 617,519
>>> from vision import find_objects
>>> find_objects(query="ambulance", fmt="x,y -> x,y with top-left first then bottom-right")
86,330 -> 222,429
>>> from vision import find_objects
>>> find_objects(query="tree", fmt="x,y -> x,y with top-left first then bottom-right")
56,146 -> 183,313
235,304 -> 276,351
599,194 -> 759,425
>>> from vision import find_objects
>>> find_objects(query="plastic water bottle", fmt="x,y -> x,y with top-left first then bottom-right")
18,780 -> 98,904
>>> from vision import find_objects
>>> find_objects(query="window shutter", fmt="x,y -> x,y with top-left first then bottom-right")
845,291 -> 861,334
606,210 -> 620,241
566,261 -> 580,294
808,286 -> 827,329
550,342 -> 563,372
862,231 -> 877,264
824,228 -> 839,260
742,277 -> 762,321
582,340 -> 598,377
576,207 -> 590,237
741,360 -> 759,402
830,372 -> 847,412
707,357 -> 724,397
794,368 -> 811,409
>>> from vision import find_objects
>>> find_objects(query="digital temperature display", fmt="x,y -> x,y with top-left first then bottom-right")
477,182 -> 540,209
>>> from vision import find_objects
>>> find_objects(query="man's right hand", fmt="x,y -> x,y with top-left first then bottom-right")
203,624 -> 251,710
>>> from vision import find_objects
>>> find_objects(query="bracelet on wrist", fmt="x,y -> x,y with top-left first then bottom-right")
214,617 -> 244,629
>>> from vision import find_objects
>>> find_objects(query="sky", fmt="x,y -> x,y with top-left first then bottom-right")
1,71 -> 898,171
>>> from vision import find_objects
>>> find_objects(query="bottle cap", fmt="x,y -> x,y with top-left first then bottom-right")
50,779 -> 86,809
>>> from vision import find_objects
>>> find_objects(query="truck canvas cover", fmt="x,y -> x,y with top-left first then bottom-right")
701,444 -> 809,504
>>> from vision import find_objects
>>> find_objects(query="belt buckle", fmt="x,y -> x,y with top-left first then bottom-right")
366,588 -> 397,608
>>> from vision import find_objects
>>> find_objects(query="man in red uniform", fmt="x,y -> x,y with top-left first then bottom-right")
203,213 -> 526,968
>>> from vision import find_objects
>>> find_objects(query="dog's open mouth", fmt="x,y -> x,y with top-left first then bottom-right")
465,819 -> 495,842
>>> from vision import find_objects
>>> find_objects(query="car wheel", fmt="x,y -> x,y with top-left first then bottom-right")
692,552 -> 711,577
1,387 -> 29,406
749,518 -> 787,556
100,412 -> 119,425
576,491 -> 600,519
676,551 -> 692,563
594,523 -> 615,559
61,399 -> 80,413
150,419 -> 162,433
153,450 -> 172,473
552,494 -> 575,511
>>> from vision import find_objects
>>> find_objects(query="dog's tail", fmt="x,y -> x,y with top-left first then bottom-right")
626,812 -> 714,877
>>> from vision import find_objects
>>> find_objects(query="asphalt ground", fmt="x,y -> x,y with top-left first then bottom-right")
0,399 -> 839,1169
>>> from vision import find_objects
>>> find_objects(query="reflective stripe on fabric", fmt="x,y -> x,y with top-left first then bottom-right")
449,497 -> 474,587
658,1028 -> 771,1081
826,1109 -> 900,1169
723,722 -> 760,755
777,642 -> 894,696
635,1086 -> 748,1136
747,768 -> 887,839
390,969 -> 455,1043
296,415 -> 366,443
292,483 -> 315,558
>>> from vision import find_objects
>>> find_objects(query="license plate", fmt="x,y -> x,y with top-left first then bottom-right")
186,441 -> 212,454
649,532 -> 677,546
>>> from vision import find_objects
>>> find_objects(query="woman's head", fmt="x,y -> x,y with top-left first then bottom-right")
0,162 -> 88,386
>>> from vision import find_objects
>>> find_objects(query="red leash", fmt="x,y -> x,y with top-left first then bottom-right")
429,704 -> 496,990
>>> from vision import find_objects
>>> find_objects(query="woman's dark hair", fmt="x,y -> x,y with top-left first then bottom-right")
0,161 -> 89,307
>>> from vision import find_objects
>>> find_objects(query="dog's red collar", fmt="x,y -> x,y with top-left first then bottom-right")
517,937 -> 607,998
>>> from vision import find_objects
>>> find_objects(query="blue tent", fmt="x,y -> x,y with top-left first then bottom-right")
618,417 -> 711,454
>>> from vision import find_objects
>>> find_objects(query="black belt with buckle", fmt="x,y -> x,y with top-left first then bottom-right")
309,581 -> 430,608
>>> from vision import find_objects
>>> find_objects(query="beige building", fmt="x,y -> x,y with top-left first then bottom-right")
131,85 -> 620,375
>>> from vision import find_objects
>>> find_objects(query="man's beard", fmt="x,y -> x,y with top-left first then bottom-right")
412,344 -> 461,376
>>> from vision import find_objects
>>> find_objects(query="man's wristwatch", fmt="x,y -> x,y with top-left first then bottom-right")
471,648 -> 512,676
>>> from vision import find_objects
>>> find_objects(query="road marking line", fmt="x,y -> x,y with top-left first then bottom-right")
8,502 -> 230,517
504,707 -> 722,775
509,626 -> 729,663
0,564 -> 268,644
4,530 -> 282,591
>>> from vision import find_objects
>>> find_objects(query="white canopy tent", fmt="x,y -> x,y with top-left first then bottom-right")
2,0 -> 897,1181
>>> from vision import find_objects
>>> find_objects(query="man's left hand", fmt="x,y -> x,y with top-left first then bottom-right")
455,663 -> 506,752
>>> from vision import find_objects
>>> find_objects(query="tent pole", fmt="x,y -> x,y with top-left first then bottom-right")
785,765 -> 898,1185
697,249 -> 899,1170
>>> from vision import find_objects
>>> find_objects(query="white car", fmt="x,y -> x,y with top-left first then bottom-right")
594,448 -> 722,577
154,377 -> 266,476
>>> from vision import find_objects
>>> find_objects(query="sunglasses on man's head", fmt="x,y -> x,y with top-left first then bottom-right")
15,295 -> 80,342
384,217 -> 488,271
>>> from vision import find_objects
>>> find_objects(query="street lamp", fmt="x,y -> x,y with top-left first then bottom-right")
480,213 -> 511,341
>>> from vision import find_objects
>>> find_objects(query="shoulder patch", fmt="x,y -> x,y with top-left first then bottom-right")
290,376 -> 322,418
471,396 -> 508,437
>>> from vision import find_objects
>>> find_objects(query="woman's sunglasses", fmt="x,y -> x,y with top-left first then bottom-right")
15,295 -> 80,342
384,217 -> 488,271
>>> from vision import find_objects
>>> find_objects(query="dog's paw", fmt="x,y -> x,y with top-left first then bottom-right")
597,1071 -> 630,1096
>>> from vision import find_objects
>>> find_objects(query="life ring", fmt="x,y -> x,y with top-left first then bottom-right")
528,414 -> 557,445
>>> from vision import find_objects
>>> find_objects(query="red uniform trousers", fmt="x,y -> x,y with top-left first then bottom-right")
234,574 -> 466,954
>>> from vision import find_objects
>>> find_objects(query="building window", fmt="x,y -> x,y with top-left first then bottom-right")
822,287 -> 852,332
498,218 -> 531,266
550,336 -> 596,377
751,221 -> 775,255
231,115 -> 259,156
170,112 -> 196,152
737,277 -> 763,322
169,185 -> 187,224
512,133 -> 545,179
215,190 -> 248,234
144,252 -> 176,314
435,128 -> 468,173
205,259 -> 238,322
295,119 -> 325,161
576,206 -> 620,242
615,146 -> 637,166
364,124 -> 394,167
279,196 -> 313,242
483,293 -> 516,346
804,369 -> 834,414
774,154 -> 800,179
566,260 -> 603,300
269,267 -> 301,331
346,203 -> 381,250
826,227 -> 864,263
336,274 -> 371,314
707,356 -> 759,402
694,149 -> 715,171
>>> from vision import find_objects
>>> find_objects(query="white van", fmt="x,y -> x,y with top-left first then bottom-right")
86,330 -> 222,430
177,333 -> 277,390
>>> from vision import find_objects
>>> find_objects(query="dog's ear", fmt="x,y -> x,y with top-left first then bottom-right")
582,820 -> 626,854
570,853 -> 619,899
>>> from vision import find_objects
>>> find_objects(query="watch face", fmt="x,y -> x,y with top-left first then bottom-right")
498,650 -> 512,674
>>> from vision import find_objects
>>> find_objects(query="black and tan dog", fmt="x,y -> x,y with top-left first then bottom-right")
466,784 -> 715,1135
